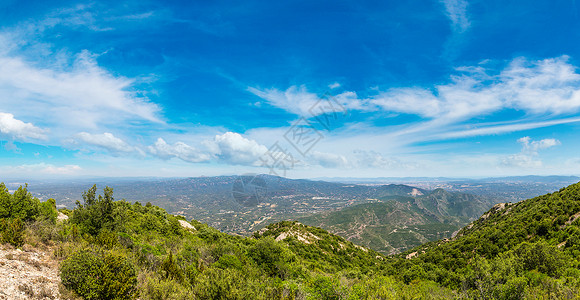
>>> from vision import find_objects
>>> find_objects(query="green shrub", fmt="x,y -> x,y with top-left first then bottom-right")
161,252 -> 184,283
39,198 -> 58,223
60,250 -> 137,300
71,185 -> 115,236
249,237 -> 294,278
214,254 -> 243,270
0,218 -> 25,247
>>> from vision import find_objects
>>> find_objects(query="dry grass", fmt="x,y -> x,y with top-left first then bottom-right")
18,283 -> 35,297
36,284 -> 55,299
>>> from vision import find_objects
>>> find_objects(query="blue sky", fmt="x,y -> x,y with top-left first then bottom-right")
1,0 -> 580,178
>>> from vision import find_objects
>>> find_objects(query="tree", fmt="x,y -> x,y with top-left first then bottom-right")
39,198 -> 58,223
0,183 -> 11,218
10,184 -> 40,221
72,185 -> 115,235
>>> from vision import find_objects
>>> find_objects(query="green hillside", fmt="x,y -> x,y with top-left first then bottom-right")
299,189 -> 493,254
3,181 -> 580,299
388,181 -> 580,298
0,183 -> 459,299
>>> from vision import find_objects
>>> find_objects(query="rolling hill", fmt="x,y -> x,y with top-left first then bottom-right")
19,175 -> 440,235
299,189 -> 494,254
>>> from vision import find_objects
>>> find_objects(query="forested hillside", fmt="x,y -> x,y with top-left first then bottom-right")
299,189 -> 493,254
389,182 -> 580,299
1,181 -> 580,299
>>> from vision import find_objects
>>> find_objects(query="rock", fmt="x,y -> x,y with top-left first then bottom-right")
178,220 -> 196,230
57,212 -> 69,221
0,244 -> 60,299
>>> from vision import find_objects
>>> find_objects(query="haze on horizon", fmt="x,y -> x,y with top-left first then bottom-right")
1,0 -> 580,179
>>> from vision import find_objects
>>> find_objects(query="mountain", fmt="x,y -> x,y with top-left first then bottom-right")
19,175 -> 436,235
5,180 -> 580,299
1,182 -> 459,299
388,181 -> 580,298
313,175 -> 580,202
299,189 -> 494,254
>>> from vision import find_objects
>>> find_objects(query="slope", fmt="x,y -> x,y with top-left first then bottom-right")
390,181 -> 580,298
299,189 -> 494,254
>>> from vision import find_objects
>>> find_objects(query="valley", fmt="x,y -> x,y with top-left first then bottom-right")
8,175 -> 575,254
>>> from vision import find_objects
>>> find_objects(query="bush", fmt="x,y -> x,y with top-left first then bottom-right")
249,237 -> 294,278
60,250 -> 137,300
0,218 -> 25,247
39,198 -> 58,223
161,252 -> 184,282
71,185 -> 115,236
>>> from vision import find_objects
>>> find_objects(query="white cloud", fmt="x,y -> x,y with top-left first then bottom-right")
501,57 -> 580,114
1,163 -> 82,175
0,52 -> 161,129
352,150 -> 416,170
441,0 -> 470,33
380,57 -> 580,122
437,117 -> 580,139
517,136 -> 560,153
371,88 -> 443,118
247,85 -> 321,116
502,137 -> 560,168
248,85 -> 355,117
252,57 -> 580,132
0,112 -> 48,140
0,6 -> 163,148
3,141 -> 21,152
212,132 -> 268,165
75,132 -> 134,153
309,151 -> 349,168
328,82 -> 341,89
148,138 -> 211,163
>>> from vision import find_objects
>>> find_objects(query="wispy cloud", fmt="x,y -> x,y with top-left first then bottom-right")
309,151 -> 349,168
437,117 -> 580,139
1,163 -> 82,175
248,85 -> 360,117
441,0 -> 471,33
255,56 -> 580,144
0,9 -> 163,147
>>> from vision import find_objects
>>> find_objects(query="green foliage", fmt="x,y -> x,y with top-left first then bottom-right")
191,268 -> 284,300
0,183 -> 40,221
0,218 -> 25,246
11,184 -> 40,221
214,254 -> 243,270
60,250 -> 137,300
71,185 -> 115,235
161,252 -> 184,282
249,237 -> 294,278
0,183 -> 11,218
39,198 -> 58,223
36,181 -> 580,299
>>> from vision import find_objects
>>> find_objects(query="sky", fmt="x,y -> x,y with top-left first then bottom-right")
1,0 -> 580,179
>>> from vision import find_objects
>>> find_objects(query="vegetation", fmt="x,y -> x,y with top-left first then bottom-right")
2,181 -> 580,299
